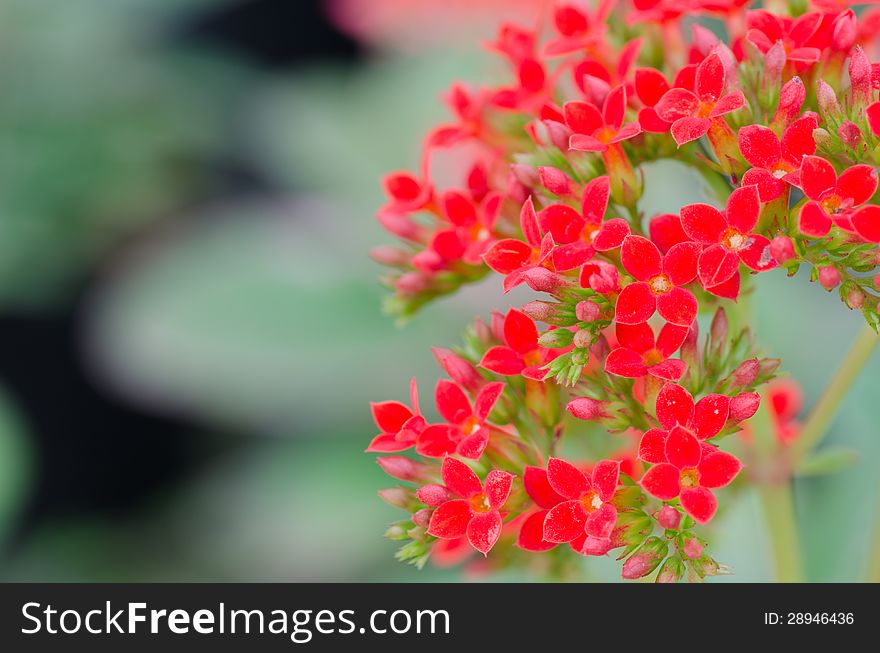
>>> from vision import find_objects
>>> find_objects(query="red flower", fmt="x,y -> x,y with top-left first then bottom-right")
797,156 -> 878,237
516,465 -> 565,552
738,113 -> 818,201
541,1 -> 612,57
564,85 -> 642,153
605,321 -> 690,381
430,189 -> 502,265
417,380 -> 506,459
654,53 -> 745,146
541,458 -> 621,556
483,197 -> 556,292
640,382 -> 732,452
425,457 -> 514,555
639,427 -> 742,524
745,9 -> 823,64
479,308 -> 551,380
538,176 -> 631,270
616,235 -> 700,327
851,205 -> 880,243
366,378 -> 426,452
680,184 -> 777,296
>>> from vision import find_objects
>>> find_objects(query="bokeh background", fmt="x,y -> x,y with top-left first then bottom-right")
0,0 -> 877,582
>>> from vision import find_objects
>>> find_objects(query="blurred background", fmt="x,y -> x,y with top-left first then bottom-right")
0,0 -> 877,582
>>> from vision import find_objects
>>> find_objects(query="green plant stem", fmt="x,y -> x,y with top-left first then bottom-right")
790,325 -> 880,462
758,482 -> 804,582
868,487 -> 880,582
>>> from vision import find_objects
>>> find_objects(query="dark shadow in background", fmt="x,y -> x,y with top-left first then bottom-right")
0,0 -> 359,547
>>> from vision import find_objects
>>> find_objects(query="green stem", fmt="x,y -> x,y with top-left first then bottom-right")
868,489 -> 880,582
790,325 -> 880,462
758,482 -> 804,582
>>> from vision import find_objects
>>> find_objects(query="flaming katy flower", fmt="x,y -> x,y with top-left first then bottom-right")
680,184 -> 777,297
417,380 -> 506,459
745,9 -> 823,64
367,379 -> 426,452
654,53 -> 745,146
605,321 -> 689,381
480,308 -> 551,380
639,383 -> 732,458
616,235 -> 700,327
738,113 -> 818,202
425,457 -> 514,555
797,156 -> 878,238
516,465 -> 565,552
565,86 -> 642,153
541,458 -> 621,556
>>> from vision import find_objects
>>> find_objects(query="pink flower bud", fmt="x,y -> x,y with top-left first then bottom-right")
621,537 -> 668,579
849,46 -> 872,109
510,163 -> 540,187
432,347 -> 483,394
710,307 -> 728,346
729,392 -> 761,421
370,245 -> 411,267
416,484 -> 451,507
817,80 -> 842,118
521,300 -> 576,326
682,535 -> 704,560
773,76 -> 804,128
731,358 -> 760,388
412,508 -> 431,528
575,300 -> 601,322
657,506 -> 682,530
769,235 -> 796,263
818,265 -> 841,291
875,272 -> 880,290
377,456 -> 428,483
521,267 -> 571,294
838,121 -> 863,149
538,166 -> 573,196
378,488 -> 412,509
846,287 -> 865,309
567,397 -> 609,421
543,119 -> 573,150
395,271 -> 431,295
656,556 -> 685,584
572,328 -> 593,349
832,10 -> 857,51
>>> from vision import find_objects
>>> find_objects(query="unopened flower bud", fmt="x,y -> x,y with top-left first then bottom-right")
379,487 -> 414,509
572,328 -> 593,349
831,9 -> 857,51
772,76 -> 804,129
729,392 -> 761,421
817,79 -> 842,118
412,509 -> 431,528
657,506 -> 682,530
432,347 -> 483,394
769,235 -> 796,263
575,300 -> 601,322
818,265 -> 841,290
371,245 -> 412,267
849,46 -> 872,109
567,396 -> 609,421
522,267 -> 572,294
690,554 -> 721,578
416,484 -> 451,507
710,307 -> 728,352
838,121 -> 864,149
729,358 -> 759,388
811,127 -> 834,151
377,456 -> 429,483
656,556 -> 686,584
681,533 -> 704,559
521,300 -> 577,326
610,511 -> 652,548
875,272 -> 880,290
538,166 -> 573,196
757,357 -> 781,380
844,284 -> 865,309
510,163 -> 540,187
621,536 -> 668,579
538,327 -> 574,349
384,524 -> 408,540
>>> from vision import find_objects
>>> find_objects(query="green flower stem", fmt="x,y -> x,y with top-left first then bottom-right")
758,482 -> 804,583
868,488 -> 880,582
790,325 -> 879,463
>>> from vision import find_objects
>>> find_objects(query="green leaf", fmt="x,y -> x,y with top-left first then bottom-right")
795,448 -> 859,477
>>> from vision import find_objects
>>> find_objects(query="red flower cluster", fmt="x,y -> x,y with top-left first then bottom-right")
367,0 -> 880,581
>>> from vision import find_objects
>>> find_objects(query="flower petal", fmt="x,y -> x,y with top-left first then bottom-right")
456,428 -> 489,460
547,457 -> 590,499
649,213 -> 688,253
836,164 -> 878,206
435,380 -> 472,424
671,116 -> 711,146
706,271 -> 740,300
615,321 -> 655,353
441,457 -> 483,498
582,175 -> 611,224
696,53 -> 725,103
726,184 -> 761,234
543,500 -> 588,543
648,359 -> 687,382
479,346 -> 525,375
680,487 -> 717,524
483,239 -> 533,274
698,451 -> 743,489
738,125 -> 782,169
657,286 -> 698,326
523,465 -> 565,509
738,234 -> 777,272
591,459 -> 621,502
663,241 -> 700,285
797,201 -> 832,238
371,401 -> 413,433
665,424 -> 702,469
640,463 -> 681,500
656,383 -> 695,430
474,381 -> 505,422
800,155 -> 837,201
538,204 -> 585,245
585,503 -> 618,539
516,510 -> 556,552
655,322 -> 690,358
680,203 -> 727,243
427,500 -> 471,539
635,67 -> 669,106
467,510 -> 503,555
415,424 -> 458,458
603,84 -> 627,131
621,235 -> 663,281
639,428 -> 669,464
484,469 -> 514,509
655,88 -> 700,122
605,347 -> 648,378
741,167 -> 785,202
708,91 -> 745,117
504,308 -> 539,354
615,282 -> 657,324
693,394 -> 731,439
563,101 -> 604,135
592,218 -> 630,251
852,205 -> 880,243
569,133 -> 607,152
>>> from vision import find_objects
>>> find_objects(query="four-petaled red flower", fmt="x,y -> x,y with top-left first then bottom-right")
366,378 -> 426,452
538,176 -> 631,271
738,113 -> 818,201
680,184 -> 777,298
616,235 -> 700,327
605,321 -> 690,381
483,197 -> 556,293
417,380 -> 506,459
480,308 -> 550,380
541,458 -> 621,556
797,156 -> 879,238
745,9 -> 823,64
654,53 -> 745,146
425,457 -> 514,555
565,85 -> 642,153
